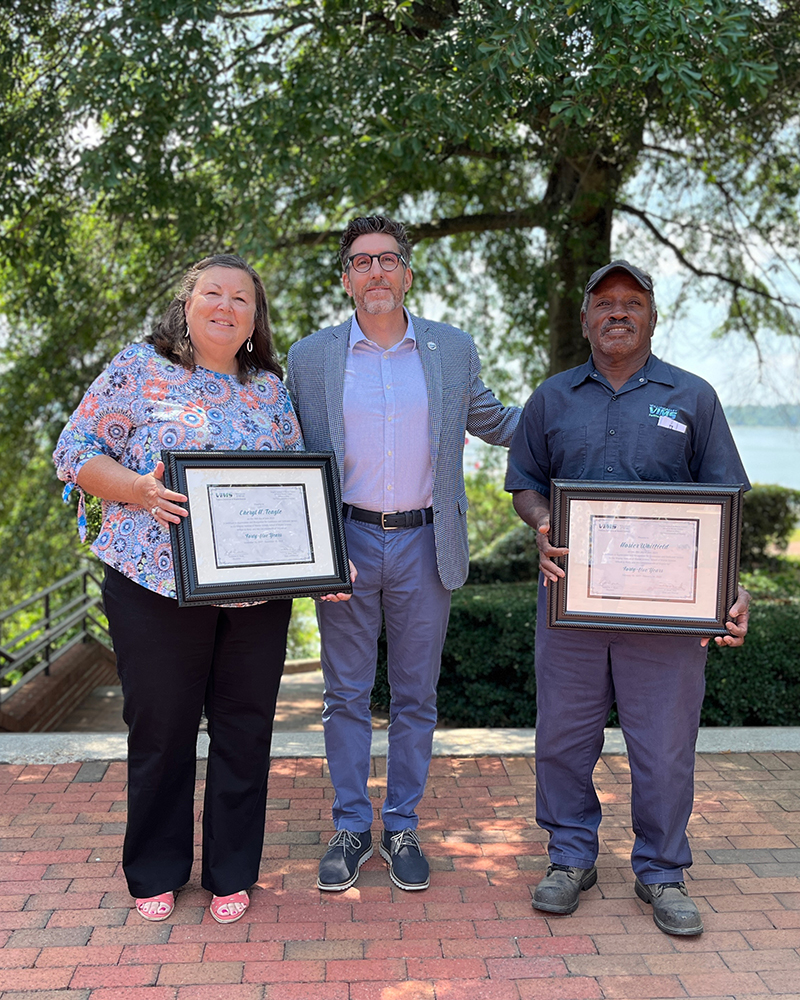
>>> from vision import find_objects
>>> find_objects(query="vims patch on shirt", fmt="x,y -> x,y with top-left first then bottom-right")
648,404 -> 679,420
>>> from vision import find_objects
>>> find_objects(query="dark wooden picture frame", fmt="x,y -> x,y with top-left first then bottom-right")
163,450 -> 350,607
548,480 -> 743,636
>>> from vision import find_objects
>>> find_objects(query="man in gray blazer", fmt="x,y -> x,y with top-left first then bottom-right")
286,215 -> 519,892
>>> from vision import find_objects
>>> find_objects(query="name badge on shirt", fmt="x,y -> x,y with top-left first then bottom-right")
657,415 -> 687,434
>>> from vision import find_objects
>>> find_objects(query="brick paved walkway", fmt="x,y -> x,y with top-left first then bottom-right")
1,751 -> 799,999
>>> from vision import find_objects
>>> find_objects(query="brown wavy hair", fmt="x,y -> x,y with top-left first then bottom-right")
147,254 -> 282,383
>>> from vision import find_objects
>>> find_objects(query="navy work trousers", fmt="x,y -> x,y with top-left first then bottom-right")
534,578 -> 708,883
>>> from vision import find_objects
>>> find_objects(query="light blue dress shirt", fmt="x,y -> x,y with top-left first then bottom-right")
342,311 -> 433,512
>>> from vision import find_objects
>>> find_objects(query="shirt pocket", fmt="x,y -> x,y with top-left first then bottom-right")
548,425 -> 587,480
633,422 -> 689,480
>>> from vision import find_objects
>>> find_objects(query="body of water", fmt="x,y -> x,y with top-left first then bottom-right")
730,425 -> 800,490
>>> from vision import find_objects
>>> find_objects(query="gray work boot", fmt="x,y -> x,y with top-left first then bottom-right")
634,878 -> 703,936
532,863 -> 598,914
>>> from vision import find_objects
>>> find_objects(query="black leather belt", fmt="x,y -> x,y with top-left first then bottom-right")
343,503 -> 434,530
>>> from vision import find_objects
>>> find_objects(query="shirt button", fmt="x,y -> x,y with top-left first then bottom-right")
639,377 -> 645,382
383,353 -> 389,359
387,416 -> 393,422
386,384 -> 392,389
607,466 -> 613,472
611,395 -> 617,401
609,429 -> 615,435
387,450 -> 392,456
387,484 -> 393,490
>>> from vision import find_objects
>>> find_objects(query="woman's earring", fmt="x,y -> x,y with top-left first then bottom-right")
184,320 -> 191,342
246,336 -> 253,353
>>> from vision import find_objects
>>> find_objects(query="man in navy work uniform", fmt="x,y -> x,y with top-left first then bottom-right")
505,260 -> 750,936
287,215 -> 519,892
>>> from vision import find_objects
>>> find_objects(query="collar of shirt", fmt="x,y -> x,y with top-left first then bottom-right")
349,309 -> 417,352
570,352 -> 677,391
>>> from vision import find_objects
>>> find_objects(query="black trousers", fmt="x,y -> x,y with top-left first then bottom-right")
102,567 -> 291,898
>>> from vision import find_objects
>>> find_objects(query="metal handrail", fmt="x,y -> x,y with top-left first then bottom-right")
0,568 -> 111,704
0,590 -> 100,653
0,568 -> 89,622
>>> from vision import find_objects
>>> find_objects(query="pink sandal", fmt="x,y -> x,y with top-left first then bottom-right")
135,891 -> 174,921
210,889 -> 250,924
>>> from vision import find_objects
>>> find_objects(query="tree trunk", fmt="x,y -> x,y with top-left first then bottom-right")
544,156 -> 619,375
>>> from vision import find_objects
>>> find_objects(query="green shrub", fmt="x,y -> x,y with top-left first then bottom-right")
467,525 -> 539,584
741,562 -> 800,599
286,597 -> 321,660
464,466 -> 519,556
740,485 -> 800,569
373,584 -> 800,729
703,599 -> 800,725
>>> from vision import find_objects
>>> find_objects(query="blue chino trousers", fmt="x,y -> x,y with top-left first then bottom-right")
534,578 -> 708,883
317,517 -> 451,832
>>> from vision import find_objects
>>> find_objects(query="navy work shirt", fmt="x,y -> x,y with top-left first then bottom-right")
505,354 -> 750,496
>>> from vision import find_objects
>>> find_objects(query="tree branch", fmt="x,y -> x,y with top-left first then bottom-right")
282,206 -> 550,249
222,18 -> 315,69
732,287 -> 764,361
411,208 -> 549,242
218,5 -> 312,18
616,201 -> 797,309
440,143 -> 514,163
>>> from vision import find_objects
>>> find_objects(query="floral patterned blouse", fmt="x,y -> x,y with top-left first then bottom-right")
53,342 -> 304,598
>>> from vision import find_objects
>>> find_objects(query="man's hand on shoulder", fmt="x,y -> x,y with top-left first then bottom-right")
701,585 -> 750,648
511,490 -> 569,586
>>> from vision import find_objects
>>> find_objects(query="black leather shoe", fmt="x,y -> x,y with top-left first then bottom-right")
380,829 -> 430,890
532,863 -> 598,914
634,878 -> 703,936
317,830 -> 372,891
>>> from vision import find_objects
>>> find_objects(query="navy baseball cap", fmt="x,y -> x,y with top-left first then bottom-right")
584,260 -> 654,294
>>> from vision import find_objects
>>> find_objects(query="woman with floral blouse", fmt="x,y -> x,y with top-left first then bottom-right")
54,254 -> 348,925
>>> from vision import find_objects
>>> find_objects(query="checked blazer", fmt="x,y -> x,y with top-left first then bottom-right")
286,314 -> 520,591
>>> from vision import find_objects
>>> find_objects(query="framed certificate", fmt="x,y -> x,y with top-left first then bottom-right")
548,480 -> 743,635
163,451 -> 351,606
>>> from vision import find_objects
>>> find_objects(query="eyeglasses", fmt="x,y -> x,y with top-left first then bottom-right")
345,252 -> 407,273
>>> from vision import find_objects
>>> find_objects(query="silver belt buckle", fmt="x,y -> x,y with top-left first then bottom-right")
381,510 -> 400,530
